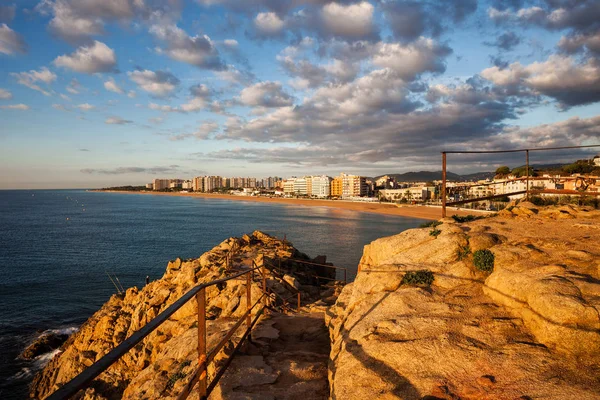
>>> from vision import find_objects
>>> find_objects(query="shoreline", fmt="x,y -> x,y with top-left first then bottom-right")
94,190 -> 486,220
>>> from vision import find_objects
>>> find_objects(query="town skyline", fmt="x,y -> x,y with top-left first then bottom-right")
1,0 -> 600,189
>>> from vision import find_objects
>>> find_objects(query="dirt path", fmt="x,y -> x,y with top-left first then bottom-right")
212,311 -> 330,399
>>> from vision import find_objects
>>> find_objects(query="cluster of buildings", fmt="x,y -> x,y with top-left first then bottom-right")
147,173 -> 371,198
146,157 -> 600,204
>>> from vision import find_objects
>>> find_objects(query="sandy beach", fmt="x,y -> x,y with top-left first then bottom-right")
96,190 -> 485,220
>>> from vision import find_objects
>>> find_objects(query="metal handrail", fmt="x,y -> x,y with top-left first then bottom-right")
47,264 -> 266,400
286,258 -> 348,283
441,144 -> 600,217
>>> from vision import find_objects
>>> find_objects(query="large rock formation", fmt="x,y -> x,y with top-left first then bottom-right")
328,203 -> 600,399
31,231 -> 325,400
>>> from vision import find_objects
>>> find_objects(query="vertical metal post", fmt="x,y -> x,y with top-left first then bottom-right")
442,152 -> 447,218
196,288 -> 207,400
297,292 -> 301,312
246,273 -> 252,330
261,266 -> 267,309
526,150 -> 530,201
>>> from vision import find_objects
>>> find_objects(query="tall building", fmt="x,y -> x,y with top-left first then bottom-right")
153,179 -> 170,191
340,173 -> 368,197
182,180 -> 193,189
311,175 -> 332,198
193,176 -> 204,192
203,176 -> 222,192
331,176 -> 343,197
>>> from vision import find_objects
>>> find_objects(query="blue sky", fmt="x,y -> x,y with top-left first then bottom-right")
0,0 -> 599,188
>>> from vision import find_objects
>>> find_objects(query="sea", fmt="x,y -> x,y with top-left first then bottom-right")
0,190 -> 426,398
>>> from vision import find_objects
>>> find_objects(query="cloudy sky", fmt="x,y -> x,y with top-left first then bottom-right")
0,0 -> 599,188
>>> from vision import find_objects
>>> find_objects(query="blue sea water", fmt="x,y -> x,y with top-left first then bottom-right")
0,190 -> 425,398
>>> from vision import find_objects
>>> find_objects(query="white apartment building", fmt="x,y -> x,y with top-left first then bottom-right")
203,176 -> 222,192
182,180 -> 193,189
293,178 -> 308,195
283,178 -> 296,194
311,175 -> 332,198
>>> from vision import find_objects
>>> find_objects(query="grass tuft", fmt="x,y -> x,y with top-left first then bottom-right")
473,249 -> 495,272
401,270 -> 434,287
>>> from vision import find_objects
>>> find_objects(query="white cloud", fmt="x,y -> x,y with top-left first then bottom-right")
128,69 -> 179,97
482,55 -> 600,107
0,103 -> 29,110
0,23 -> 27,54
372,38 -> 452,81
223,39 -> 238,47
240,81 -> 294,108
320,2 -> 376,39
254,12 -> 285,36
54,41 -> 117,74
35,0 -> 182,43
0,88 -> 12,99
11,67 -> 57,96
169,121 -> 219,140
106,116 -> 132,124
215,66 -> 254,85
148,83 -> 212,113
150,24 -> 224,69
127,90 -> 136,98
52,104 -> 70,111
76,103 -> 95,111
104,77 -> 124,94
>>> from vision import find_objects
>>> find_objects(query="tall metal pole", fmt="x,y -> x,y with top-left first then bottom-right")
246,273 -> 252,330
526,150 -> 530,201
196,288 -> 207,400
442,152 -> 447,218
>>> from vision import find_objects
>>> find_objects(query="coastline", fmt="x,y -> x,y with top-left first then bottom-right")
94,190 -> 484,220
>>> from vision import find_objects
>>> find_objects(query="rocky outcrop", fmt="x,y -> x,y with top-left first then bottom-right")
21,333 -> 70,360
328,203 -> 600,399
30,231 -> 324,400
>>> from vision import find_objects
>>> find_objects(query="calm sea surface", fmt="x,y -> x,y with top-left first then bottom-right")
0,190 -> 425,398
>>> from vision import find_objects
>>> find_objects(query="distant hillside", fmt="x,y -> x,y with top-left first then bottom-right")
459,171 -> 496,181
374,171 -> 461,182
374,163 -> 577,183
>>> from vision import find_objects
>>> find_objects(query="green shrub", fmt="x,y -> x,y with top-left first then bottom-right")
452,214 -> 484,223
401,270 -> 434,287
420,220 -> 442,228
429,228 -> 441,237
456,244 -> 471,261
473,249 -> 495,272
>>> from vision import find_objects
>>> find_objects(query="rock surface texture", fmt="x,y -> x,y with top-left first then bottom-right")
30,231 -> 332,400
328,203 -> 600,400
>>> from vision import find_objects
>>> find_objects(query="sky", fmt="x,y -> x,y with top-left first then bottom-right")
0,0 -> 599,189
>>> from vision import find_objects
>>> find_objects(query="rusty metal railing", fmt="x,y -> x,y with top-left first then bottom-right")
47,261 -> 271,400
441,144 -> 600,217
286,258 -> 348,284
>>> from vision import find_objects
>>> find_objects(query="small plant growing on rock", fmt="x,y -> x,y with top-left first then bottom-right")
401,270 -> 434,287
456,244 -> 471,261
473,249 -> 495,272
452,214 -> 484,223
429,228 -> 441,237
420,220 -> 442,228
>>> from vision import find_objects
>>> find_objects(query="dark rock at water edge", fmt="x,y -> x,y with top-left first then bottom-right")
21,333 -> 69,360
